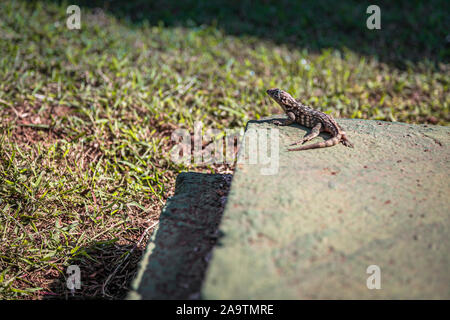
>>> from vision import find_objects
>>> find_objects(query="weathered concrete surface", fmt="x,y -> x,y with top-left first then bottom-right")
128,172 -> 231,300
202,117 -> 450,299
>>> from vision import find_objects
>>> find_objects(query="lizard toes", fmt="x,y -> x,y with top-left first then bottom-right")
342,140 -> 354,148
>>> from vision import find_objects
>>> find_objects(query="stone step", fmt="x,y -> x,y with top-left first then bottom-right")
202,117 -> 450,299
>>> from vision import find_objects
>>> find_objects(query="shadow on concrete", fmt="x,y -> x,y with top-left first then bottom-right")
247,117 -> 333,146
41,0 -> 448,67
128,172 -> 231,299
247,117 -> 315,134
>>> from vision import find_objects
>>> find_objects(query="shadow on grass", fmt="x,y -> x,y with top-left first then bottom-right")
127,172 -> 231,300
40,172 -> 230,300
44,171 -> 231,299
44,241 -> 144,300
43,0 -> 448,67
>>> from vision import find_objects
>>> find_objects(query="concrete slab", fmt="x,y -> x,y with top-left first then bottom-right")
202,117 -> 450,299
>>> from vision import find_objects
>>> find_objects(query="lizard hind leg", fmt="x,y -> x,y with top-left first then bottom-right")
289,122 -> 322,146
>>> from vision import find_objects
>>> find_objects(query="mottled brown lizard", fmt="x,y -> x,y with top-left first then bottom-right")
267,88 -> 354,151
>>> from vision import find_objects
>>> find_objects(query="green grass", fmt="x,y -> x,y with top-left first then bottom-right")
0,0 -> 448,299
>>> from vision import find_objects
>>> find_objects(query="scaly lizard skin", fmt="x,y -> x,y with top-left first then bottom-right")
267,88 -> 354,151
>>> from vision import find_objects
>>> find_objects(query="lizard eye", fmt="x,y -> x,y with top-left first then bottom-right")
267,88 -> 282,100
276,89 -> 282,99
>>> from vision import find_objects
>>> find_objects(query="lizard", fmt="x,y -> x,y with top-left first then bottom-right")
266,88 -> 354,151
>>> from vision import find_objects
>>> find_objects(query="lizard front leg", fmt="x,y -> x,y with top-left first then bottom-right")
340,133 -> 354,148
273,112 -> 295,126
290,122 -> 322,146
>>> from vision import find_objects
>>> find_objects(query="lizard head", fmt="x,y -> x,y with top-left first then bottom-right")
266,88 -> 297,111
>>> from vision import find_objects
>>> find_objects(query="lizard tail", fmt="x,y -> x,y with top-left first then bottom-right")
288,136 -> 340,151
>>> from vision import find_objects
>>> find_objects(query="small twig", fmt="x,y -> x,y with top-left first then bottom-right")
90,221 -> 125,241
0,98 -> 13,108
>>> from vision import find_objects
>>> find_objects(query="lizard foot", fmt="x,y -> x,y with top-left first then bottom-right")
289,139 -> 305,146
341,139 -> 354,148
290,138 -> 315,146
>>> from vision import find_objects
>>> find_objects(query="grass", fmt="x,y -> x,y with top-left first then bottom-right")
0,0 -> 448,299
